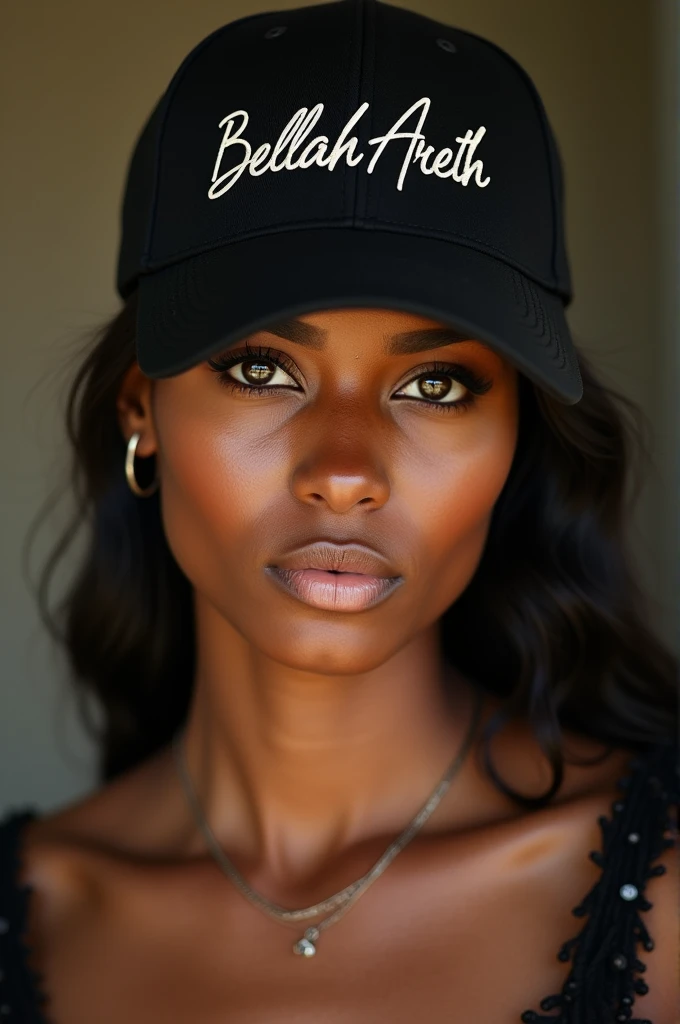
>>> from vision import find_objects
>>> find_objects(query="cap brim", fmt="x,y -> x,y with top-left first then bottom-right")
136,227 -> 583,405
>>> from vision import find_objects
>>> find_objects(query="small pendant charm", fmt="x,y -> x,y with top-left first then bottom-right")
293,926 -> 320,957
293,937 -> 316,957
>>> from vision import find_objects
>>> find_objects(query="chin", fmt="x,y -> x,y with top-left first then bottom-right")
245,614 -> 414,677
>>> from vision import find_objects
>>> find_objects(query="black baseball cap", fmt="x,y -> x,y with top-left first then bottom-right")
116,0 -> 583,405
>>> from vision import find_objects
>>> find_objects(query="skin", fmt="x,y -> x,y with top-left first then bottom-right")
122,306 -> 520,874
15,309 -> 678,1023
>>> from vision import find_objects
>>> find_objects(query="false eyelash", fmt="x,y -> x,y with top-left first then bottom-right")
207,345 -> 493,414
394,359 -> 493,416
208,342 -> 301,386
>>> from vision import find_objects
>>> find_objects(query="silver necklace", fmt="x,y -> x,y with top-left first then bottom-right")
172,684 -> 484,958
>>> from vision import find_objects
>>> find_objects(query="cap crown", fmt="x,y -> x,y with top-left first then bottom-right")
117,0 -> 571,304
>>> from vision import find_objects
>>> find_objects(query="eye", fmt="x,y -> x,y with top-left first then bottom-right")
393,362 -> 493,413
397,373 -> 466,404
207,345 -> 301,393
226,357 -> 297,389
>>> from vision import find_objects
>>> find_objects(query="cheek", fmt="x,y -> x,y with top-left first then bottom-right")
402,408 -> 518,603
152,394 -> 289,588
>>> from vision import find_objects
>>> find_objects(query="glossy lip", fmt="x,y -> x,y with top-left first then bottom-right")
265,541 -> 404,612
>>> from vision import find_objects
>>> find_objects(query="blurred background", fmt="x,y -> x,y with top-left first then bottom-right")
2,0 -> 678,814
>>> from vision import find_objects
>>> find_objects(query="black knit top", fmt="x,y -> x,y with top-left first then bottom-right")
0,741 -> 677,1024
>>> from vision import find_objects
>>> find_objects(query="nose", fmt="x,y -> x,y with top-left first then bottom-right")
290,413 -> 391,514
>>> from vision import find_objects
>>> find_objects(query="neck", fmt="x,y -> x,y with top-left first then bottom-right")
175,595 -> 485,885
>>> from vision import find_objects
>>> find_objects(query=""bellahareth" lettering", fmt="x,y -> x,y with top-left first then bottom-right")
208,96 -> 491,199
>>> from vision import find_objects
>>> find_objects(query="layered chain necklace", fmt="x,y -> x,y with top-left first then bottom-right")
172,684 -> 484,958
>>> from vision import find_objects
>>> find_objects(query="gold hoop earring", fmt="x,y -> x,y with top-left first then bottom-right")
125,431 -> 159,497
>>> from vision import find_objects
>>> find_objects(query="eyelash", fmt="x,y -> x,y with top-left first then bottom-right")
207,343 -> 493,415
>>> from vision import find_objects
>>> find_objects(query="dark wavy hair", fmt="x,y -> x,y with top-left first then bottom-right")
23,289 -> 677,807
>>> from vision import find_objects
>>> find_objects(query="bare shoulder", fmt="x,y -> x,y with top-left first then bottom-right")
21,744 -> 166,844
454,718 -> 679,1023
13,725 -> 679,1024
16,744 -> 177,924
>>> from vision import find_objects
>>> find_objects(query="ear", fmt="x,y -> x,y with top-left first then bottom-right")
116,361 -> 158,457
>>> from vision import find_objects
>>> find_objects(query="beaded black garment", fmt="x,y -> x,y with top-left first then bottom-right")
0,741 -> 677,1024
520,741 -> 678,1024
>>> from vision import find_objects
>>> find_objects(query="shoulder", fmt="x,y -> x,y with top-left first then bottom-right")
7,731 -> 679,1024
540,740 -> 678,1024
466,723 -> 679,1024
1,745 -> 174,939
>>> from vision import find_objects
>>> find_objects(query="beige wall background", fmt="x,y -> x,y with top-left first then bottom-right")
2,0 -> 678,814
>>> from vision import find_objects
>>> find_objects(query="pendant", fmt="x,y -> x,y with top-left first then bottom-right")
293,926 -> 320,957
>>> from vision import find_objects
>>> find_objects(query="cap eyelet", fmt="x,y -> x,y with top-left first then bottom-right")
264,25 -> 287,39
436,37 -> 457,53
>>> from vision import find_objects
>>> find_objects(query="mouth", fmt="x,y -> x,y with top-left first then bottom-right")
266,567 -> 403,612
265,541 -> 403,612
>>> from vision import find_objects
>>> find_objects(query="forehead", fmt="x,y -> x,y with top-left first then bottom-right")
299,308 -> 450,332
257,307 -> 503,364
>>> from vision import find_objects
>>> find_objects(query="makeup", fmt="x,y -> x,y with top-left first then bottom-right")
266,566 -> 403,612
266,540 -> 404,612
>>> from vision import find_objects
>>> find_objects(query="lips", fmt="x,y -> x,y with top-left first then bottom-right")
272,541 -> 397,577
266,541 -> 403,612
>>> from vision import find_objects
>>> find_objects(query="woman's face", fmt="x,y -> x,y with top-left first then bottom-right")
136,308 -> 520,674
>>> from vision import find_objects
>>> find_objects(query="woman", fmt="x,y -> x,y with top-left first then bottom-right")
0,1 -> 677,1022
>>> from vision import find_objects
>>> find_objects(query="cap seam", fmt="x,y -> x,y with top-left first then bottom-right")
352,0 -> 376,225
341,0 -> 361,220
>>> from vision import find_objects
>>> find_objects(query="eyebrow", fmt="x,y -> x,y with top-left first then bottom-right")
260,317 -> 480,355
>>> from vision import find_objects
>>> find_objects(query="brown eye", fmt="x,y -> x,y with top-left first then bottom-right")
242,360 -> 276,384
418,375 -> 453,400
216,356 -> 298,389
397,372 -> 467,405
